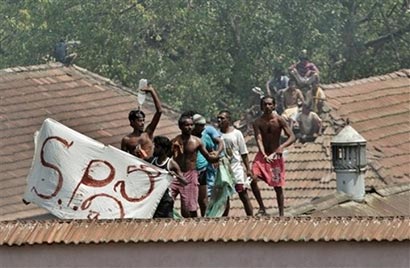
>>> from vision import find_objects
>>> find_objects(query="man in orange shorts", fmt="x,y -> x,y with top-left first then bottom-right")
252,96 -> 295,216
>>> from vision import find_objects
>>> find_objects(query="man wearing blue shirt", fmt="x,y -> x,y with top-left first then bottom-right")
192,114 -> 224,216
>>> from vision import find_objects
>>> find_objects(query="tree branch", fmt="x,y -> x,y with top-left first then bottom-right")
119,3 -> 137,15
365,24 -> 410,49
358,2 -> 380,24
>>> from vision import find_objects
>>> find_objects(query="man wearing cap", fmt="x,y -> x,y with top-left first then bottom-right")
192,113 -> 224,216
121,84 -> 162,160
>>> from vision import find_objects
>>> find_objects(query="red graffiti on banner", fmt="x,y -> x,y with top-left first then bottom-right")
114,164 -> 161,202
81,193 -> 125,219
68,159 -> 116,208
32,136 -> 73,199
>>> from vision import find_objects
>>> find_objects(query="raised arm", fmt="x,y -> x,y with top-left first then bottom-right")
265,79 -> 272,97
143,85 -> 163,138
297,89 -> 305,104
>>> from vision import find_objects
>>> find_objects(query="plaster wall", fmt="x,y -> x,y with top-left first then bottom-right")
1,241 -> 409,268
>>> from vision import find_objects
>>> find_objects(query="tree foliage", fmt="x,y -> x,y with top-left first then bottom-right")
1,0 -> 409,117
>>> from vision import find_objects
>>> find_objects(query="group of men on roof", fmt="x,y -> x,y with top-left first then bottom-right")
256,50 -> 326,143
120,50 -> 327,219
55,46 -> 325,218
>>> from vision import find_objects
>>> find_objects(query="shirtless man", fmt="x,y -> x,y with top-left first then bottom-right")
252,96 -> 295,216
121,84 -> 162,160
282,79 -> 304,130
170,115 -> 219,218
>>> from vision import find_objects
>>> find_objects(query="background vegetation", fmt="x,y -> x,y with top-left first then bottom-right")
1,0 -> 409,117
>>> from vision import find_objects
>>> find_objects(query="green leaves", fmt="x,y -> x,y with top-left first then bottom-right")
1,0 -> 409,118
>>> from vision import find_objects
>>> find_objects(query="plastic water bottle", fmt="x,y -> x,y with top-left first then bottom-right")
137,79 -> 148,105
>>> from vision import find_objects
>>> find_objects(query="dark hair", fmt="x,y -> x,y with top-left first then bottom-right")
178,115 -> 192,127
288,78 -> 297,84
128,109 -> 145,122
153,136 -> 172,157
218,110 -> 232,122
180,110 -> 197,118
260,96 -> 275,108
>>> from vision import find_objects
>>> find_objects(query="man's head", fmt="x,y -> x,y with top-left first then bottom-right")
260,96 -> 276,114
289,79 -> 297,90
181,110 -> 197,118
302,103 -> 311,114
153,135 -> 172,157
192,114 -> 206,137
128,109 -> 145,131
298,49 -> 309,62
178,115 -> 194,135
217,110 -> 231,130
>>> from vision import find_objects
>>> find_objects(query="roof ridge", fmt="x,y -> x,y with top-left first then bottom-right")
72,65 -> 181,116
0,62 -> 63,75
374,182 -> 410,197
0,63 -> 180,117
322,69 -> 410,90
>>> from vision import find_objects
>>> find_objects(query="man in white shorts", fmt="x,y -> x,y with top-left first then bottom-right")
217,110 -> 253,216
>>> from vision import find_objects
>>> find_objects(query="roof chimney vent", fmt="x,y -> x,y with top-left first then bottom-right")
331,125 -> 367,201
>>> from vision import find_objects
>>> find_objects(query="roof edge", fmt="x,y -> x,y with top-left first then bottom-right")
1,216 -> 408,246
322,69 -> 410,90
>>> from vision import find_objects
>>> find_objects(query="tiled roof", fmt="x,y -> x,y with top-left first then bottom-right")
1,216 -> 408,246
0,63 -> 181,221
1,64 -> 409,221
325,69 -> 410,184
227,70 -> 410,217
287,183 -> 410,216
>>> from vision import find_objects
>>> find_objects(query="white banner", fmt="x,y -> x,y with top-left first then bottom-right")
23,118 -> 173,219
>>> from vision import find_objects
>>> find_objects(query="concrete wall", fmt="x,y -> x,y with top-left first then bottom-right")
1,241 -> 409,268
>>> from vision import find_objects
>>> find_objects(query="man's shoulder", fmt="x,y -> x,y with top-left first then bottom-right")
190,135 -> 202,145
122,132 -> 135,140
171,135 -> 181,142
232,128 -> 244,135
204,124 -> 221,137
310,112 -> 321,120
318,87 -> 326,96
254,115 -> 270,126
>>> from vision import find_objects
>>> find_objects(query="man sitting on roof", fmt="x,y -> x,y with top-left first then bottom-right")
53,39 -> 78,66
305,78 -> 326,115
296,103 -> 322,143
266,67 -> 289,115
282,79 -> 304,131
289,50 -> 319,89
